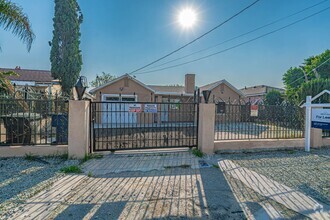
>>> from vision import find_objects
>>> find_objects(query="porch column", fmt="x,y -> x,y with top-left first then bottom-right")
198,103 -> 215,154
68,100 -> 90,159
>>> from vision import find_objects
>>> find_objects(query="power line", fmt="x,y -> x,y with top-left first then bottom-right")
128,0 -> 261,74
142,0 -> 329,71
134,6 -> 330,75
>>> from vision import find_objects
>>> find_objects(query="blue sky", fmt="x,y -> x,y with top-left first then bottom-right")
0,0 -> 329,89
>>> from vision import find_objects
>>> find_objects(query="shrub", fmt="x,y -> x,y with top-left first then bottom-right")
192,148 -> 204,158
60,165 -> 82,174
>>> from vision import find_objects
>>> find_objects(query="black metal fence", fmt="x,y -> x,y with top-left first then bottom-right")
323,130 -> 330,137
215,103 -> 305,140
91,101 -> 198,151
0,98 -> 69,146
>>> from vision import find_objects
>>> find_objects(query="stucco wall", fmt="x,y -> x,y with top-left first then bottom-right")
214,139 -> 305,152
156,95 -> 195,122
323,138 -> 330,146
204,83 -> 241,103
94,77 -> 154,102
93,77 -> 154,124
0,145 -> 68,157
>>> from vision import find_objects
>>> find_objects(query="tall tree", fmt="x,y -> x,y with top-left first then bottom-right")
0,71 -> 16,93
0,0 -> 35,51
282,49 -> 330,103
282,67 -> 305,101
90,72 -> 116,87
50,0 -> 83,96
0,0 -> 35,93
296,78 -> 330,104
303,49 -> 330,80
264,90 -> 283,105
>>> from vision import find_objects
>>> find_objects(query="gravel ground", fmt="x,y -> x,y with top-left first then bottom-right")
0,156 -> 79,218
217,147 -> 330,205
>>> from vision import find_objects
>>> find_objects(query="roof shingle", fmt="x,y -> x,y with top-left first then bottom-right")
0,68 -> 54,83
147,85 -> 186,94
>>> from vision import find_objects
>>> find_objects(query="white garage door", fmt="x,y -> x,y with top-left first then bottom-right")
102,94 -> 137,124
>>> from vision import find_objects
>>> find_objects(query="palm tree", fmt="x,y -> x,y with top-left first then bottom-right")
0,0 -> 35,51
0,0 -> 35,93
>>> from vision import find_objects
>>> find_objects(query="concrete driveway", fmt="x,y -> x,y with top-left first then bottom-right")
5,150 -> 244,220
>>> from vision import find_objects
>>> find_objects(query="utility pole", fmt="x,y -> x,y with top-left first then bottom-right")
313,69 -> 320,79
300,67 -> 308,83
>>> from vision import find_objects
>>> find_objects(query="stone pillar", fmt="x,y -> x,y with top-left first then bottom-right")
198,103 -> 215,154
68,100 -> 90,159
311,128 -> 323,148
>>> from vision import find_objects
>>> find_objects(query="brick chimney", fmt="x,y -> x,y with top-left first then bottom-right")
185,73 -> 195,94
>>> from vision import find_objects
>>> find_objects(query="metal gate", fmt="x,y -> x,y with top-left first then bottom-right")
90,101 -> 198,151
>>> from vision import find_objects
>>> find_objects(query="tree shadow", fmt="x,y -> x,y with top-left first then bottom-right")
0,158 -> 66,204
8,167 -> 245,219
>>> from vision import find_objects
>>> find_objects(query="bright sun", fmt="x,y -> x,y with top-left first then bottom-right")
178,8 -> 197,29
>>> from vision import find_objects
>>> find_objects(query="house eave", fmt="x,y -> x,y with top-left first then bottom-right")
89,74 -> 155,94
154,92 -> 194,96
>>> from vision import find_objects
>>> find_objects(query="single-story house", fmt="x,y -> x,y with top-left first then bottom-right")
1,67 -> 61,97
1,67 -> 94,100
89,73 -> 196,103
240,85 -> 284,104
89,73 -> 243,124
199,80 -> 244,104
89,73 -> 243,103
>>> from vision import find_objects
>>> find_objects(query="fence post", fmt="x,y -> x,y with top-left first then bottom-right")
68,100 -> 90,158
304,96 -> 312,152
198,103 -> 215,154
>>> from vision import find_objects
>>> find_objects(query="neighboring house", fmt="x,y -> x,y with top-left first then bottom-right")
240,85 -> 284,104
199,80 -> 244,104
1,67 -> 61,96
89,73 -> 243,124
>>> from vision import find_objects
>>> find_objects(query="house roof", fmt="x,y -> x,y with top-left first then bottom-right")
89,75 -> 194,96
89,74 -> 155,94
90,74 -> 242,97
240,85 -> 284,96
199,79 -> 244,97
147,85 -> 193,96
1,68 -> 54,83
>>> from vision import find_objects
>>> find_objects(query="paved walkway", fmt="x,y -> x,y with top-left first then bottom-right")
5,151 -> 244,220
219,159 -> 330,220
2,150 -> 326,220
81,151 -> 200,175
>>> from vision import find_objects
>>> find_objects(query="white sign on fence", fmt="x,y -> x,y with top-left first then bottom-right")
128,104 -> 142,113
302,90 -> 330,152
144,104 -> 157,113
250,105 -> 258,117
312,108 -> 330,130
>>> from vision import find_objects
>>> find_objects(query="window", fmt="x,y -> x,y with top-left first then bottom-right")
103,94 -> 137,102
122,97 -> 135,102
170,99 -> 180,110
105,96 -> 119,101
217,102 -> 226,114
